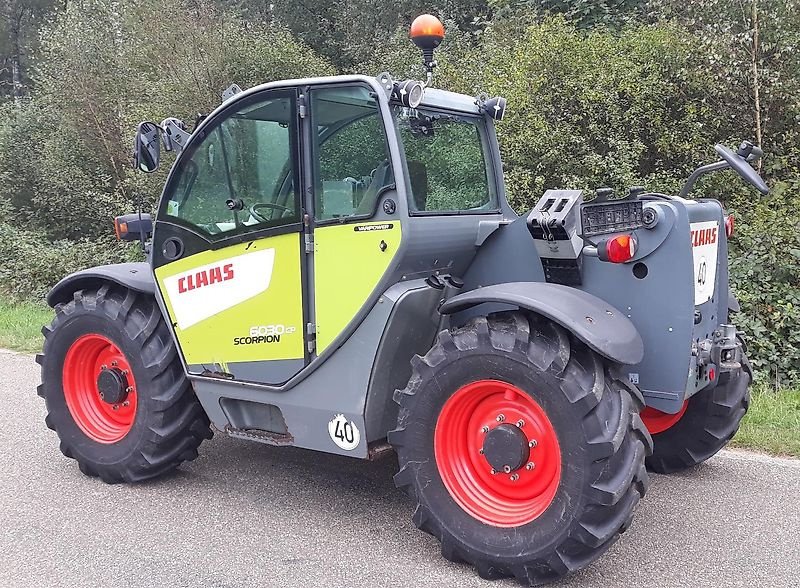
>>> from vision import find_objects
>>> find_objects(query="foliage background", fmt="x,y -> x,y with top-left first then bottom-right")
0,0 -> 797,385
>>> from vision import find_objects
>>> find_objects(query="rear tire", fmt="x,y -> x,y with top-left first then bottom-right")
389,312 -> 652,585
37,284 -> 212,483
644,357 -> 751,474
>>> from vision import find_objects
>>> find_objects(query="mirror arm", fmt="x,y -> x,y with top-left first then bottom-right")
679,161 -> 729,199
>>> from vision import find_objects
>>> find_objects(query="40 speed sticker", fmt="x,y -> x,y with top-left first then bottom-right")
328,414 -> 360,451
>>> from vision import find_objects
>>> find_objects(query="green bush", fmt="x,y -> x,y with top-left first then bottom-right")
727,182 -> 800,386
0,0 -> 335,243
0,224 -> 141,301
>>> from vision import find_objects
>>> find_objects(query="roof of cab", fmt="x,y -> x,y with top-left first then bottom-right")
224,74 -> 481,114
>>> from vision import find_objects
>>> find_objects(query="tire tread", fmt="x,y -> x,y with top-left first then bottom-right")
646,356 -> 750,474
39,284 -> 211,484
389,311 -> 651,585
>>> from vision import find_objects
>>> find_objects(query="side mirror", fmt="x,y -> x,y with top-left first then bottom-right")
134,122 -> 161,173
714,143 -> 769,195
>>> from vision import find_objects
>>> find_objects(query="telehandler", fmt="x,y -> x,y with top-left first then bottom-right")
38,14 -> 766,585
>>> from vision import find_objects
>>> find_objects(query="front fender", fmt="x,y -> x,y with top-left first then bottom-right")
46,262 -> 155,307
439,282 -> 643,365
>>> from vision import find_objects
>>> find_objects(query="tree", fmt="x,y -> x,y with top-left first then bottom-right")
229,0 -> 491,71
0,0 -> 60,100
648,0 -> 800,164
0,0 -> 335,241
489,0 -> 646,29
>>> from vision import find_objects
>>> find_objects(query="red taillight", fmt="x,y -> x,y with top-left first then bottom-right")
603,234 -> 637,263
725,215 -> 735,238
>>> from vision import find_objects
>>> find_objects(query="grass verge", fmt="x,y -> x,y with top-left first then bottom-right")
731,385 -> 800,458
0,296 -> 52,354
0,294 -> 797,458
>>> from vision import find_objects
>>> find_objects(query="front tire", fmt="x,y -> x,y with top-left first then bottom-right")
389,312 -> 652,585
37,284 -> 212,483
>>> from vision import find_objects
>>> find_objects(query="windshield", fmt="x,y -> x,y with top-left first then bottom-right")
393,106 -> 497,213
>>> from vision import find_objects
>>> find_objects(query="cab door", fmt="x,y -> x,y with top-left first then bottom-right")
152,89 -> 308,385
307,85 -> 403,354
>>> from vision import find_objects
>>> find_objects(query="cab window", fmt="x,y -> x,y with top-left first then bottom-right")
312,86 -> 393,221
162,91 -> 300,238
394,107 -> 498,214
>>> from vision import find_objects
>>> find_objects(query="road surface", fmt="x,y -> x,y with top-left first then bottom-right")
1,349 -> 798,588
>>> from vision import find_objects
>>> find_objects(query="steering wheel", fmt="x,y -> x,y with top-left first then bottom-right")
249,202 -> 292,223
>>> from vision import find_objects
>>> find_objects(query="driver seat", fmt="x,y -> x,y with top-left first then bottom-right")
354,159 -> 393,215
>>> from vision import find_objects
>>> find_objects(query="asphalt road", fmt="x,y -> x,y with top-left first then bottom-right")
1,349 -> 798,588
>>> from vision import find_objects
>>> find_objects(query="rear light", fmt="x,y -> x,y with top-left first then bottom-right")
725,214 -> 735,238
599,234 -> 637,263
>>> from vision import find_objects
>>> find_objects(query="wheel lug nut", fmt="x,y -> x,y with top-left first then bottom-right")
481,425 -> 490,433
125,386 -> 133,393
111,360 -> 118,367
510,474 -> 519,481
516,419 -> 525,428
526,462 -> 535,471
502,465 -> 511,474
98,392 -> 104,399
496,414 -> 505,422
490,468 -> 497,475
122,370 -> 129,375
112,404 -> 119,411
101,364 -> 108,370
479,448 -> 484,455
529,439 -> 537,448
122,401 -> 130,407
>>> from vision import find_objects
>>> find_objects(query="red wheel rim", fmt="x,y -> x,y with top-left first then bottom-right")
62,334 -> 137,443
434,380 -> 561,527
641,401 -> 688,435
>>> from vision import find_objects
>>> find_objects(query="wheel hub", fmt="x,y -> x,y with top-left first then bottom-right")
62,334 -> 138,444
482,423 -> 530,472
96,367 -> 129,405
434,379 -> 562,527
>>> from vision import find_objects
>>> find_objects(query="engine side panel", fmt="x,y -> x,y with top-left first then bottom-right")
579,200 -> 695,412
191,280 -> 439,458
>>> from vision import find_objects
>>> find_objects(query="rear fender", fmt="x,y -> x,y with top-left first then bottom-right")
46,263 -> 155,307
439,282 -> 644,366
